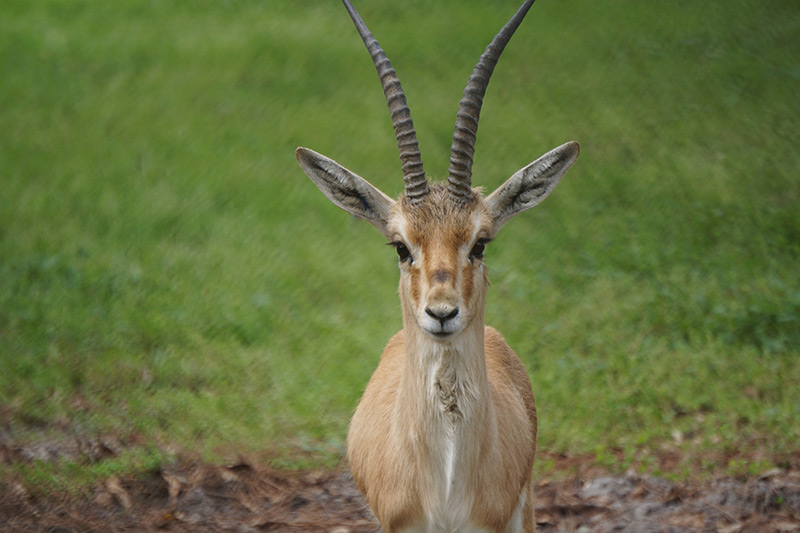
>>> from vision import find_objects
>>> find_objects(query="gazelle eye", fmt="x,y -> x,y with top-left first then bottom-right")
469,240 -> 488,261
390,241 -> 412,263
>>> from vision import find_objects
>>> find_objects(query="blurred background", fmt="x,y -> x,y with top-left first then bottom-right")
1,0 -> 798,491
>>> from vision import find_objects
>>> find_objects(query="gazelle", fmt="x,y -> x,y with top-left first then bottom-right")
296,0 -> 578,531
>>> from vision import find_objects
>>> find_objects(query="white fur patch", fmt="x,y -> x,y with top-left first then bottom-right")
506,489 -> 527,533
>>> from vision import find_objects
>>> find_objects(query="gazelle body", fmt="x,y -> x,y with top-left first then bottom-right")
296,1 -> 579,531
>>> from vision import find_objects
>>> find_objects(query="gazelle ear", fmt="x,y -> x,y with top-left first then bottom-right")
485,141 -> 579,231
296,147 -> 396,236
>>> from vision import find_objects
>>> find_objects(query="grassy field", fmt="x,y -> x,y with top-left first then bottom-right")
1,0 -> 798,491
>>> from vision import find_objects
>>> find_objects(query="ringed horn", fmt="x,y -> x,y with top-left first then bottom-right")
342,0 -> 537,205
341,0 -> 428,203
448,0 -> 536,203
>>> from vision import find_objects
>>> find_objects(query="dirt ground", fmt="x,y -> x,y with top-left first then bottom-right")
3,459 -> 800,532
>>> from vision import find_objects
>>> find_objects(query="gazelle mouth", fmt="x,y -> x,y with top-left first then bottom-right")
420,314 -> 463,341
425,327 -> 459,341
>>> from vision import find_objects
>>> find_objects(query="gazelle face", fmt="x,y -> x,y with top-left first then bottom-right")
388,186 -> 493,342
296,142 -> 579,343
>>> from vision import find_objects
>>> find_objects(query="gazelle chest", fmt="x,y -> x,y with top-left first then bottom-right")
434,367 -> 460,502
417,353 -> 486,529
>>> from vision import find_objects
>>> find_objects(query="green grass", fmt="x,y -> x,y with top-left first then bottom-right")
2,0 -> 798,490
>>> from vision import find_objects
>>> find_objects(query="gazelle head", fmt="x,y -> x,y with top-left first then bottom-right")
296,0 -> 579,342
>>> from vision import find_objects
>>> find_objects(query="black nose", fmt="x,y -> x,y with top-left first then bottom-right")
425,306 -> 459,325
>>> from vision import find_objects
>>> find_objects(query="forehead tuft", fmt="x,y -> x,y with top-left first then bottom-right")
395,183 -> 489,244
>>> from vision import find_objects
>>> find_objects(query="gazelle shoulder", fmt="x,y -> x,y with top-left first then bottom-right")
380,329 -> 406,361
484,326 -> 537,430
484,326 -> 530,382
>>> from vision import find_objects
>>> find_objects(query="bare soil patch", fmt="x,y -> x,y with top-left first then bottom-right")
2,460 -> 799,532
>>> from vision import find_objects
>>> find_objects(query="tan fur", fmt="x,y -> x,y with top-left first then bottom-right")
346,184 -> 538,532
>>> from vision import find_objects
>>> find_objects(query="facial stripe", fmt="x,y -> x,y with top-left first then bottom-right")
461,263 -> 474,306
409,266 -> 421,307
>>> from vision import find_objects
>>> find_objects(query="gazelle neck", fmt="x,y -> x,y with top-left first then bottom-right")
398,286 -> 491,416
